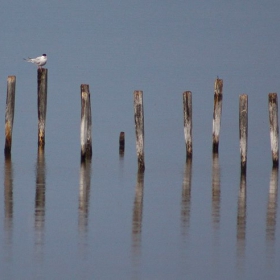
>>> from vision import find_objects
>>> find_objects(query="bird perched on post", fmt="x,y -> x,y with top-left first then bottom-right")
24,54 -> 47,69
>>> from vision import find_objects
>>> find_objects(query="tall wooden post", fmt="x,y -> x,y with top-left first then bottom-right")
268,93 -> 279,167
80,84 -> 92,162
134,90 -> 145,172
5,76 -> 16,156
183,91 -> 192,159
37,69 -> 48,148
212,78 -> 223,153
239,94 -> 248,174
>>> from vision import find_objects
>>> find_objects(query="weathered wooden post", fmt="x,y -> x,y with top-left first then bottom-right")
239,94 -> 248,174
268,93 -> 279,167
37,69 -> 48,148
4,76 -> 16,156
80,84 -> 92,162
119,131 -> 125,154
212,78 -> 223,153
183,91 -> 192,159
134,90 -> 145,172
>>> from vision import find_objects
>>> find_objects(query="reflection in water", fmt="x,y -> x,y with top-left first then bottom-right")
236,173 -> 246,272
78,160 -> 92,237
4,155 -> 14,263
266,167 -> 278,241
118,151 -> 125,182
266,167 -> 278,262
211,154 -> 221,274
132,171 -> 145,280
34,148 -> 46,261
181,158 -> 192,237
212,154 -> 221,230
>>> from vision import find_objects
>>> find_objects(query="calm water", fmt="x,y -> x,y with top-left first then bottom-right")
1,1 -> 280,279
0,85 -> 279,280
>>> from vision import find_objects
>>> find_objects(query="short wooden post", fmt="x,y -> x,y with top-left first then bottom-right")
80,84 -> 92,161
5,76 -> 16,155
183,91 -> 192,159
212,78 -> 223,153
37,68 -> 48,148
134,90 -> 145,172
119,132 -> 125,154
239,94 -> 248,174
268,93 -> 279,167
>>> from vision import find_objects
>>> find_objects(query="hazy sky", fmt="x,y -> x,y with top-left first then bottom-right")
1,1 -> 279,89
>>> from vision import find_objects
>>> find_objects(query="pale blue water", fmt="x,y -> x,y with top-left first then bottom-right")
0,1 -> 279,279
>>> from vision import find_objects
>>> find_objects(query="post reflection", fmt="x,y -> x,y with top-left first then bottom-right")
236,173 -> 246,270
34,148 -> 46,258
78,160 -> 92,236
4,155 -> 14,259
212,154 -> 221,230
132,171 -> 145,278
181,158 -> 192,237
266,167 -> 278,260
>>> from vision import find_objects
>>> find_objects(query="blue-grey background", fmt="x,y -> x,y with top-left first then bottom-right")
0,1 -> 279,279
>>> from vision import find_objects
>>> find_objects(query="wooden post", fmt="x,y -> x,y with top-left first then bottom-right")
183,91 -> 192,159
239,94 -> 248,174
134,90 -> 145,172
119,132 -> 125,154
5,76 -> 16,156
37,69 -> 48,148
212,78 -> 223,153
268,93 -> 279,167
80,84 -> 92,162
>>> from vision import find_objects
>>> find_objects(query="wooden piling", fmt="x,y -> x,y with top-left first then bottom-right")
119,132 -> 125,154
37,68 -> 48,148
80,84 -> 92,161
134,90 -> 145,172
212,78 -> 223,153
268,93 -> 279,167
4,76 -> 16,155
239,94 -> 248,174
183,91 -> 192,159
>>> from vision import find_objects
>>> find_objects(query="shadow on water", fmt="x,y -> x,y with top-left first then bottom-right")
78,160 -> 92,243
34,147 -> 46,261
181,158 -> 192,237
131,171 -> 145,280
266,167 -> 278,264
236,171 -> 247,273
4,154 -> 13,263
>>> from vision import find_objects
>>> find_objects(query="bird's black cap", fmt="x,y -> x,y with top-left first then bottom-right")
42,54 -> 47,56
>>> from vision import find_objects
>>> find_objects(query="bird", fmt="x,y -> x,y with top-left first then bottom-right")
24,54 -> 47,68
